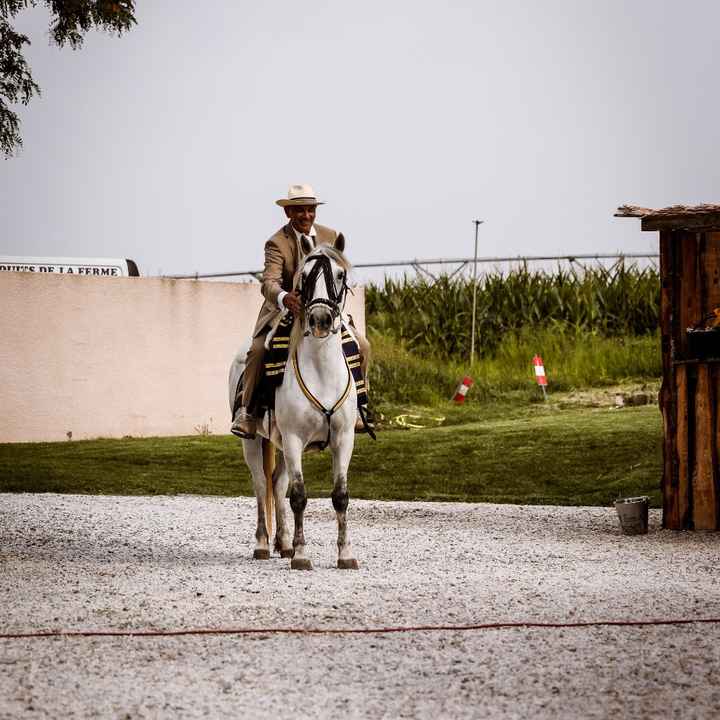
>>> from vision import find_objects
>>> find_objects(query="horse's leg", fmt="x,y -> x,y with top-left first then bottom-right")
272,452 -> 294,558
283,435 -> 312,570
241,437 -> 271,560
331,431 -> 359,570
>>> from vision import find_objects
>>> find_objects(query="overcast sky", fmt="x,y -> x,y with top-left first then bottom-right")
3,1 -> 720,279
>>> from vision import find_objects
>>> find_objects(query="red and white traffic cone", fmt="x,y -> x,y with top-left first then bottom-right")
533,355 -> 547,400
453,376 -> 474,403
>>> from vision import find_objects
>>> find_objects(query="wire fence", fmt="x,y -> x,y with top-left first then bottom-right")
167,252 -> 659,285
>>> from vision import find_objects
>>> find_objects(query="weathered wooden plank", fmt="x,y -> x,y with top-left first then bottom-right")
700,232 -> 720,316
642,213 -> 720,232
715,366 -> 720,529
693,365 -> 717,529
669,232 -> 683,364
678,232 -> 701,359
660,376 -> 677,529
659,231 -> 673,374
658,231 -> 678,529
615,205 -> 655,218
674,365 -> 690,529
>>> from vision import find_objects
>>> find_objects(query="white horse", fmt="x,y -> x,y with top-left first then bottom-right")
228,237 -> 359,570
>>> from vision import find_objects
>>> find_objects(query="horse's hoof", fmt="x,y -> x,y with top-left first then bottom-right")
253,549 -> 270,560
291,557 -> 313,570
280,549 -> 295,559
337,558 -> 359,570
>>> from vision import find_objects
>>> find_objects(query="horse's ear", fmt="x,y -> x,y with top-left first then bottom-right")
334,232 -> 345,253
301,234 -> 314,256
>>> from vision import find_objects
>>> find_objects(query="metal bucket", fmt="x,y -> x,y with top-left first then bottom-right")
614,496 -> 649,535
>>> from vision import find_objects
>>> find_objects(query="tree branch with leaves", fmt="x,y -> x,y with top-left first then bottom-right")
0,0 -> 136,157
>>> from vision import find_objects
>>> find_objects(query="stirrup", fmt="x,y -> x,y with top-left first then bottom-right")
231,408 -> 257,439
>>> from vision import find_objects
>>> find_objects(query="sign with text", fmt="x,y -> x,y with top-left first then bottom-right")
0,256 -> 139,277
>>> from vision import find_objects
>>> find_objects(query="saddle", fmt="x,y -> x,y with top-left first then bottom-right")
261,315 -> 368,410
231,314 -> 373,438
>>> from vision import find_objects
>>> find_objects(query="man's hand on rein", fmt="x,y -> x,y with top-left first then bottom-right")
283,290 -> 302,314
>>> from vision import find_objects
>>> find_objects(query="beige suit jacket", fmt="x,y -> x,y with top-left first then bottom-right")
253,222 -> 339,337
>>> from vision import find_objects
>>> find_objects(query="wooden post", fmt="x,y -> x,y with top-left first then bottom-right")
675,365 -> 690,529
262,439 -> 275,540
659,230 -> 678,528
694,365 -> 717,530
701,232 -> 720,311
715,366 -> 720,528
678,231 -> 700,358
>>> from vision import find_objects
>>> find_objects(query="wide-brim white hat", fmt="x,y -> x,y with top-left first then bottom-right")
276,184 -> 325,207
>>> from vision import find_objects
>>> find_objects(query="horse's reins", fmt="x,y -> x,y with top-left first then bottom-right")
298,253 -> 348,336
293,252 -> 354,448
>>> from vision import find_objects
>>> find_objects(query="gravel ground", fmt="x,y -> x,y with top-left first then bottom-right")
1,493 -> 720,719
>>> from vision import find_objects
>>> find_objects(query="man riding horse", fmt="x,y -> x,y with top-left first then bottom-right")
231,184 -> 371,438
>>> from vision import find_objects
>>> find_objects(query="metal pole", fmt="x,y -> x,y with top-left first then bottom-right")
470,220 -> 483,366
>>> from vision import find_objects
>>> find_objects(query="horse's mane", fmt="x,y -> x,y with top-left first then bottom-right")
289,244 -> 351,354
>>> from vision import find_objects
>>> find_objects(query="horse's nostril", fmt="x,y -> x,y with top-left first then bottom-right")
309,307 -> 334,334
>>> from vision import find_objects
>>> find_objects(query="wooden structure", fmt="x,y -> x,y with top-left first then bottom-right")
617,204 -> 720,530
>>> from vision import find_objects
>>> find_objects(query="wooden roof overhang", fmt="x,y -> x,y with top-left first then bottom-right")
615,204 -> 720,232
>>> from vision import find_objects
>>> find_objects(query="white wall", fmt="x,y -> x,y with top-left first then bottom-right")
0,273 -> 365,442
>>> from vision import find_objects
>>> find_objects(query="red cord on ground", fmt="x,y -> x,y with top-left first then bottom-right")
2,617 -> 720,640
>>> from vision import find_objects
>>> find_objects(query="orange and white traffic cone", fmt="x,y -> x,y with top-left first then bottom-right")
453,376 -> 474,403
533,355 -> 547,400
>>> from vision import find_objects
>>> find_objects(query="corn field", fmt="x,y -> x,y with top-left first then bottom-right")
365,262 -> 660,359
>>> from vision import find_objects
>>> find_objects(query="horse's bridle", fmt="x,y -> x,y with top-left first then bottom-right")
297,254 -> 348,335
292,252 -> 353,448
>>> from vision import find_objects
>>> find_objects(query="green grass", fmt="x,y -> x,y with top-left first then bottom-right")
0,403 -> 662,507
369,326 -> 661,406
469,325 -> 661,391
1,319 -> 663,508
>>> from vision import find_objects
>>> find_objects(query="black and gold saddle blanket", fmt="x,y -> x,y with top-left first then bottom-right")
263,315 -> 367,409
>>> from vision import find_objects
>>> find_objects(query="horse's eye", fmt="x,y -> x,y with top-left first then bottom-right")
336,271 -> 344,280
